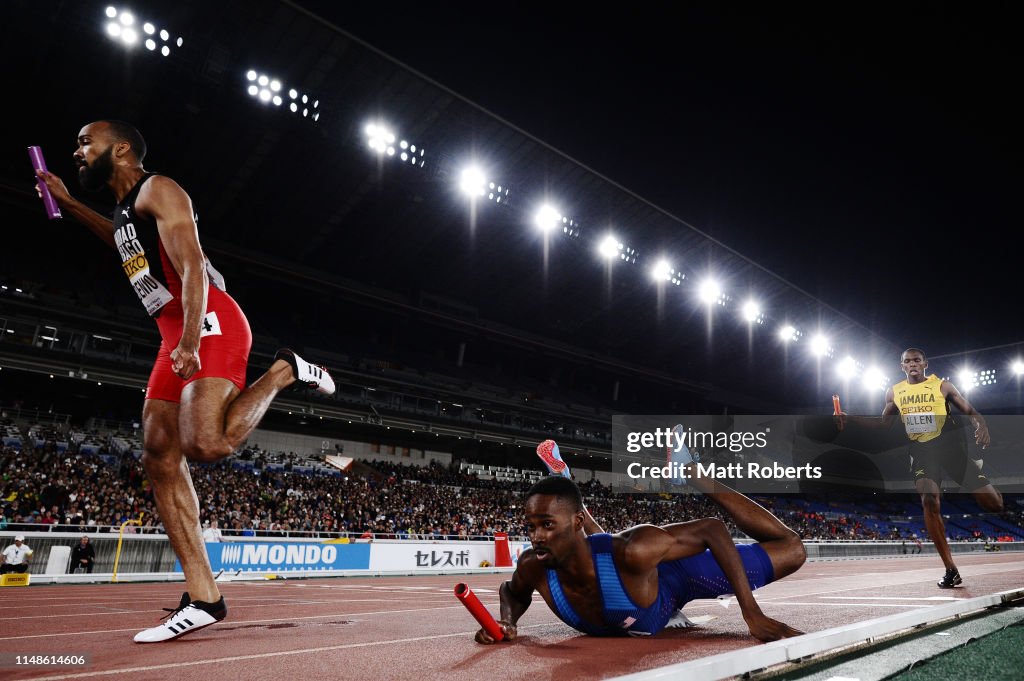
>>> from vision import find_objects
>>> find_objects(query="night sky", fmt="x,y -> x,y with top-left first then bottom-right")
302,1 -> 1021,359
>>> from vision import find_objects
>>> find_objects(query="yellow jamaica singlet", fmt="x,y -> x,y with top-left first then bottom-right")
892,374 -> 948,443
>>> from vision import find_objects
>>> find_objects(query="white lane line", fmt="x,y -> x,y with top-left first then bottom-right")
764,601 -> 928,608
819,596 -> 965,601
0,603 -> 505,640
1,596 -> 465,621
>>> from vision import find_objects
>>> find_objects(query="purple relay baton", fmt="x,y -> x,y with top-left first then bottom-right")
28,146 -> 62,219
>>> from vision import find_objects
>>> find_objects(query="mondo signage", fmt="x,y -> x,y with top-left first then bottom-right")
178,542 -> 371,572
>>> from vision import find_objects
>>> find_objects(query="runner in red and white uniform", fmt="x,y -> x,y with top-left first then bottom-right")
36,120 -> 336,643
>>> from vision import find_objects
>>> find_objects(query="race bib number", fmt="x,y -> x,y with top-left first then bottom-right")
200,311 -> 222,338
904,414 -> 937,434
116,221 -> 174,316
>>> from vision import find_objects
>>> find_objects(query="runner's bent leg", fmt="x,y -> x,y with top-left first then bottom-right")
178,360 -> 295,463
687,472 -> 806,579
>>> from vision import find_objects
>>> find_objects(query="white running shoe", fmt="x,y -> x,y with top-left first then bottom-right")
276,348 -> 336,395
134,593 -> 226,643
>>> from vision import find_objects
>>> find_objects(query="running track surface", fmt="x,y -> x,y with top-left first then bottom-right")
1,553 -> 1021,681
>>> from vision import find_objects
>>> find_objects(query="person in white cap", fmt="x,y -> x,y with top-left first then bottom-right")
1,536 -> 33,574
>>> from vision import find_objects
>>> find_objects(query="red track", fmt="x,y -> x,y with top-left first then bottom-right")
1,552 -> 1021,681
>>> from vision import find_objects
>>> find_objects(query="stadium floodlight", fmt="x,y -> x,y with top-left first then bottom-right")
1012,359 -> 1024,377
837,356 -> 858,380
364,123 -> 395,153
697,279 -> 727,306
957,369 -> 978,390
863,367 -> 887,391
459,167 -> 487,197
651,259 -> 683,286
362,122 -> 425,165
243,71 -> 321,123
102,8 -> 181,55
809,334 -> 832,358
598,234 -> 622,260
534,205 -> 562,232
456,167 -> 507,204
487,182 -> 509,204
778,324 -> 800,342
977,369 -> 997,386
740,299 -> 763,324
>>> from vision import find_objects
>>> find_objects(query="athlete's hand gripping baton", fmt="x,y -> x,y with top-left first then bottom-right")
28,146 -> 62,219
455,583 -> 504,641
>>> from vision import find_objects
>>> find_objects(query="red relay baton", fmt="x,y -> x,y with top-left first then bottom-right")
454,583 -> 504,641
832,394 -> 844,431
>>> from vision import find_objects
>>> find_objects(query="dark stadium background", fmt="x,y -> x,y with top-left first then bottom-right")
2,1 -> 1021,474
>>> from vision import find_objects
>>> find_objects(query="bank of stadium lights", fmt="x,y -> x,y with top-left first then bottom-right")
458,167 -> 509,204
740,300 -> 765,325
598,235 -> 638,264
809,334 -> 833,359
778,324 -> 801,343
103,7 -> 182,56
246,71 -> 320,122
1012,359 -> 1024,377
487,183 -> 510,204
958,369 -> 996,390
533,205 -> 579,237
651,260 -> 683,286
836,356 -> 860,381
957,370 -> 978,390
697,279 -> 729,307
863,367 -> 888,391
534,205 -> 560,232
363,123 -> 425,166
459,167 -> 486,197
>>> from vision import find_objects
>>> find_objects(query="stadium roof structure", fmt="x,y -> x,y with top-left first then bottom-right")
0,1 -> 1000,415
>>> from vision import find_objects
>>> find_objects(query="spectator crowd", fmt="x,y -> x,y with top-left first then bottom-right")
3,438 -> 1022,544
